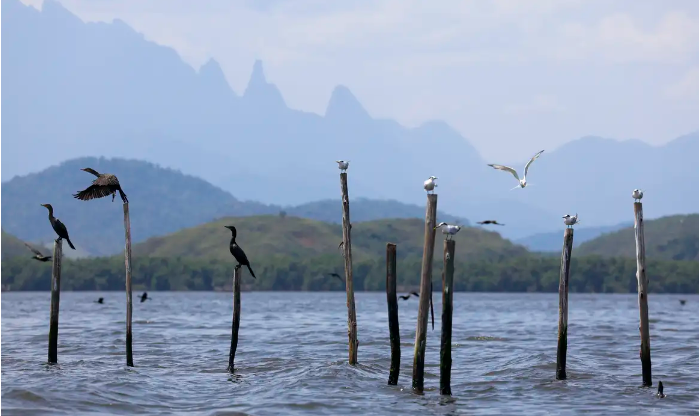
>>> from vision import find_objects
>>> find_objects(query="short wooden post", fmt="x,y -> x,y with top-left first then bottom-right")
47,239 -> 62,364
123,202 -> 134,367
634,202 -> 652,386
556,228 -> 574,380
227,266 -> 242,373
440,239 -> 455,395
340,172 -> 358,365
412,193 -> 438,393
386,243 -> 400,385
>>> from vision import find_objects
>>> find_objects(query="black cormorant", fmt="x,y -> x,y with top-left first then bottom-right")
477,220 -> 505,226
224,226 -> 256,279
73,168 -> 128,203
40,204 -> 76,250
140,292 -> 149,302
680,299 -> 686,305
657,381 -> 666,398
399,291 -> 420,300
24,242 -> 52,262
95,297 -> 104,304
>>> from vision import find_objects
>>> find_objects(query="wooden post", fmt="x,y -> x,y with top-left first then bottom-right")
47,239 -> 62,364
340,172 -> 358,365
440,239 -> 455,395
386,243 -> 400,385
556,228 -> 574,380
123,202 -> 134,367
412,193 -> 438,393
634,202 -> 652,386
227,266 -> 241,373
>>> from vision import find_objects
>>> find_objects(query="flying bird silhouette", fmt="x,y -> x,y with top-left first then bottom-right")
488,150 -> 544,190
398,291 -> 420,300
477,220 -> 505,226
73,168 -> 128,203
24,242 -> 52,262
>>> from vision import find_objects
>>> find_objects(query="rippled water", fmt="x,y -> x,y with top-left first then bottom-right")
2,292 -> 698,415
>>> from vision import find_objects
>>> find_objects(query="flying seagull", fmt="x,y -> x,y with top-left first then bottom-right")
224,225 -> 256,279
488,150 -> 544,190
399,291 -> 420,300
562,214 -> 579,228
424,176 -> 438,194
24,242 -> 52,262
40,204 -> 76,250
435,222 -> 461,240
477,220 -> 505,226
328,273 -> 344,283
632,189 -> 644,202
73,168 -> 128,204
336,160 -> 350,172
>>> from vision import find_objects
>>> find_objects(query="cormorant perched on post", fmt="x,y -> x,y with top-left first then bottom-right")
40,204 -> 76,250
73,168 -> 128,203
224,226 -> 256,279
140,292 -> 149,302
23,242 -> 52,262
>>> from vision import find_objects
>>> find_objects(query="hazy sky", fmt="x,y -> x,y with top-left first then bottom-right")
20,0 -> 699,160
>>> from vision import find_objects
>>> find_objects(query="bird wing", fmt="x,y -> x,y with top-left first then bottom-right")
523,150 -> 545,179
23,242 -> 42,256
73,184 -> 115,201
93,174 -> 120,187
488,164 -> 520,181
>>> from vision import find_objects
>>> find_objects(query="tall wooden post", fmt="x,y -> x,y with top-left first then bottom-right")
440,239 -> 455,395
228,266 -> 242,372
556,228 -> 574,380
340,172 -> 358,364
412,193 -> 438,393
386,243 -> 400,385
123,202 -> 134,367
48,239 -> 62,364
634,202 -> 652,386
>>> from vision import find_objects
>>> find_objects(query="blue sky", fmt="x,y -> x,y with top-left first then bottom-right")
19,0 -> 699,160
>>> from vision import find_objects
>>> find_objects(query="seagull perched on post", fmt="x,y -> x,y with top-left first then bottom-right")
435,222 -> 461,240
336,160 -> 349,172
632,189 -> 644,202
424,176 -> 438,193
562,214 -> 579,228
488,150 -> 544,190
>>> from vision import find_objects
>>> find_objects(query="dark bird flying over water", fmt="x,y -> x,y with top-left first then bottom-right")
328,273 -> 344,283
40,204 -> 76,250
140,292 -> 149,302
656,381 -> 666,398
24,242 -> 52,262
95,297 -> 104,304
224,226 -> 256,279
73,168 -> 128,203
399,291 -> 420,300
477,220 -> 505,226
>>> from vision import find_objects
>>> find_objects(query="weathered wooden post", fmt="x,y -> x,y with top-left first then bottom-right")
440,239 -> 455,395
228,266 -> 242,373
123,202 -> 134,367
634,201 -> 652,386
47,239 -> 63,364
412,193 -> 438,393
340,172 -> 358,364
556,228 -> 574,380
386,243 -> 400,385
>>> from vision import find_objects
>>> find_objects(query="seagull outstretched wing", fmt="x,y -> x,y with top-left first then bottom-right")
523,150 -> 544,179
488,164 -> 520,181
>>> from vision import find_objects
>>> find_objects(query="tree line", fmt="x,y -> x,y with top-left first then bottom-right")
2,254 -> 697,293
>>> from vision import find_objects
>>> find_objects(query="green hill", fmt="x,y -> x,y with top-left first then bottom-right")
1,230 -> 31,260
576,214 -> 699,260
133,216 -> 526,262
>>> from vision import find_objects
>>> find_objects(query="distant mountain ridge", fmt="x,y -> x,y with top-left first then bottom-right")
0,157 -> 472,257
2,0 -> 698,240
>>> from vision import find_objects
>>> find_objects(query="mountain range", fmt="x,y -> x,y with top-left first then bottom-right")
2,0 -> 698,241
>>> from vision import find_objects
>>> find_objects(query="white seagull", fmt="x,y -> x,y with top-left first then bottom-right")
435,222 -> 461,240
424,176 -> 438,193
632,189 -> 644,202
562,214 -> 579,228
336,160 -> 350,172
488,150 -> 545,190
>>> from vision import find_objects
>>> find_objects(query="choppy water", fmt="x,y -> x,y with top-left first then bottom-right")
1,292 -> 698,415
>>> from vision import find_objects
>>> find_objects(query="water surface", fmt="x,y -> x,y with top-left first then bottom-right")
2,292 -> 698,415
